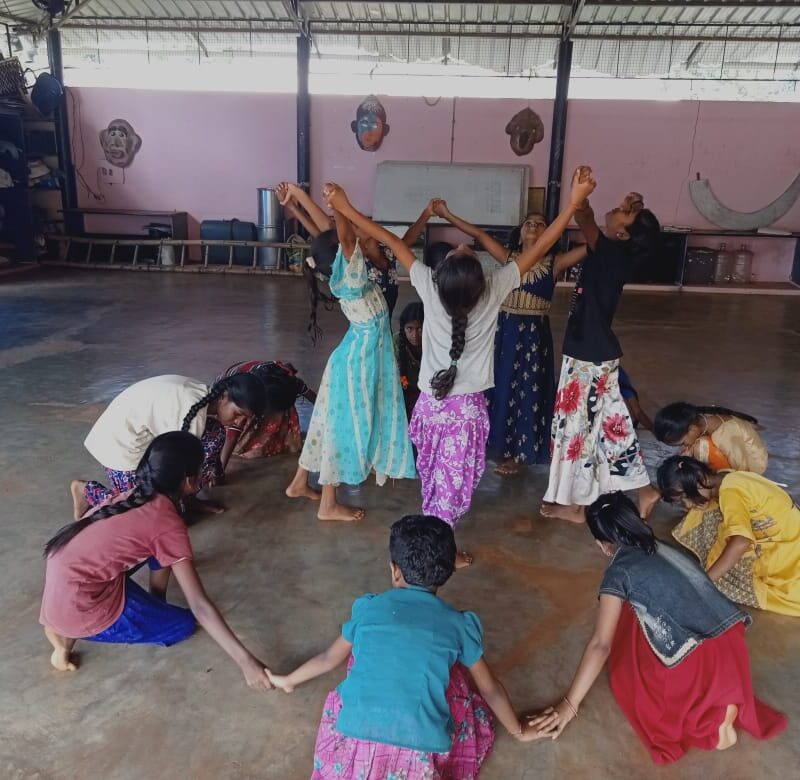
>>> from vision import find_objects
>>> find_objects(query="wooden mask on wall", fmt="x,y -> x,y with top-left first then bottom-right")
505,107 -> 544,157
351,95 -> 390,152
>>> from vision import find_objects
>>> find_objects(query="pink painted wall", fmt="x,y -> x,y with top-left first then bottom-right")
70,87 -> 297,236
70,88 -> 799,278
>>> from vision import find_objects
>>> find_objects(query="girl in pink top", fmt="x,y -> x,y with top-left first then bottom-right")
40,432 -> 272,691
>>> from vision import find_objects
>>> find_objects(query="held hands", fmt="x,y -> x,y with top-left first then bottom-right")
241,655 -> 274,692
265,668 -> 295,693
323,182 -> 349,212
524,700 -> 576,740
431,198 -> 450,219
513,707 -> 562,742
570,166 -> 597,208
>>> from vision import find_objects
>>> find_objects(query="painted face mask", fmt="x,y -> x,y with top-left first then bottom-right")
505,107 -> 545,157
99,119 -> 142,169
351,95 -> 390,152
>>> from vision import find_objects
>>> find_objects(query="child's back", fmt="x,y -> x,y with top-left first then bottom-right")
337,587 -> 482,751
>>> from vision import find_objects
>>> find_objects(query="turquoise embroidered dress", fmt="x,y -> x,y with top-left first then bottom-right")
299,243 -> 416,485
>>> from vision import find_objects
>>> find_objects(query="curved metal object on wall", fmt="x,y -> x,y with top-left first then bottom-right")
689,173 -> 800,231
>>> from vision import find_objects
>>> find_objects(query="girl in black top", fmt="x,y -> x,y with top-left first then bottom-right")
541,193 -> 661,523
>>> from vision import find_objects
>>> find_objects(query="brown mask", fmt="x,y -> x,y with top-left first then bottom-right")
505,107 -> 545,157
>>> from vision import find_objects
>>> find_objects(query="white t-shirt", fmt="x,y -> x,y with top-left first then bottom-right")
84,375 -> 209,472
410,260 -> 521,397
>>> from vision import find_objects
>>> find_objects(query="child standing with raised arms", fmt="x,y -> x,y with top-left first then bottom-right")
328,168 -> 597,564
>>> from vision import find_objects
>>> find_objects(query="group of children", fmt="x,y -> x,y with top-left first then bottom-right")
38,165 -> 798,778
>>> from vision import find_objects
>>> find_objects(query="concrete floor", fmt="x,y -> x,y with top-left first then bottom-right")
1,268 -> 798,780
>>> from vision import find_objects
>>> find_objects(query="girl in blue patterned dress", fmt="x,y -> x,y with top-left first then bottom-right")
435,209 -> 586,475
285,185 -> 416,522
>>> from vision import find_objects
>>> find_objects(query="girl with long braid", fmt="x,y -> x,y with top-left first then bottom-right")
71,373 -> 266,519
326,168 -> 596,566
41,432 -> 273,691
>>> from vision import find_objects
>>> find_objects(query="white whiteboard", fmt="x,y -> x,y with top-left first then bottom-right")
373,161 -> 529,227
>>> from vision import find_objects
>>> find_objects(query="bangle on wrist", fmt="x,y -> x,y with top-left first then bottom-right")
563,696 -> 579,719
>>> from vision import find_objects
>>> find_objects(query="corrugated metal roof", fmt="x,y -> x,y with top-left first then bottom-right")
3,2 -> 800,39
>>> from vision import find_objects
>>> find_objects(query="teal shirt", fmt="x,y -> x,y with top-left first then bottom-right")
336,586 -> 484,753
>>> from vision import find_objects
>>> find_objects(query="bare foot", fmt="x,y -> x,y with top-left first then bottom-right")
540,503 -> 586,524
50,647 -> 78,672
70,480 -> 89,521
318,503 -> 365,522
286,483 -> 322,501
716,704 -> 739,750
495,459 -> 522,476
456,551 -> 474,569
45,627 -> 77,671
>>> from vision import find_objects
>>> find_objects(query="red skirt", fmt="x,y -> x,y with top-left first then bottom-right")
609,605 -> 787,765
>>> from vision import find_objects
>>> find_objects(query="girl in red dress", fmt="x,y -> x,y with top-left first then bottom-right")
535,491 -> 787,764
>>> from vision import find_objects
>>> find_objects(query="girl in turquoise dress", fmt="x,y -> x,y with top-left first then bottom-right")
286,187 -> 416,522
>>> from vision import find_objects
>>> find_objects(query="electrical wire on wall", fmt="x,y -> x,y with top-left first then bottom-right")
67,87 -> 104,203
674,102 -> 702,223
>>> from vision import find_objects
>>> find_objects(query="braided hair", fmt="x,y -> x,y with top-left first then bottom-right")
304,229 -> 339,344
654,402 -> 758,446
44,432 -> 204,557
656,455 -> 715,506
586,492 -> 657,555
181,373 -> 266,433
429,251 -> 486,400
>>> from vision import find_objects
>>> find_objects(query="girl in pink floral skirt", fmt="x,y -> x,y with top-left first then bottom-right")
266,515 -> 552,779
541,193 -> 662,523
327,169 -> 597,566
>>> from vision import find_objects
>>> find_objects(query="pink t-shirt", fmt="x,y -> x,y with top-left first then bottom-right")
40,494 -> 193,638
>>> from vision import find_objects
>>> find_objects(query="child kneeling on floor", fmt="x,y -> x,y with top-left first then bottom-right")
267,514 -> 551,779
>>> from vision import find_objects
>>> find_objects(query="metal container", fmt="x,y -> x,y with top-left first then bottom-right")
257,187 -> 283,268
732,244 -> 754,284
713,242 -> 735,284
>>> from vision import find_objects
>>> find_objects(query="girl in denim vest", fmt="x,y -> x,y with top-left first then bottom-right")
534,492 -> 787,764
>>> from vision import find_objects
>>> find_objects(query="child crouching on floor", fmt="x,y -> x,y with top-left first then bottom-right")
267,514 -> 552,779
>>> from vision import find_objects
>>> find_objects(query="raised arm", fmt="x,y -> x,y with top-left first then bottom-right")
171,559 -> 272,691
575,200 -> 601,251
434,200 -> 508,264
331,206 -> 357,260
515,167 -> 596,277
553,244 -> 588,277
280,182 -> 332,234
402,199 -> 436,248
266,635 -> 352,693
324,183 -> 417,271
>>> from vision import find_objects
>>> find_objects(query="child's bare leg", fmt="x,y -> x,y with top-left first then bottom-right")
286,466 -> 321,501
45,627 -> 77,672
70,480 -> 89,521
149,568 -> 171,601
717,705 -> 739,750
185,495 -> 226,515
638,484 -> 661,520
540,503 -> 587,524
317,484 -> 365,522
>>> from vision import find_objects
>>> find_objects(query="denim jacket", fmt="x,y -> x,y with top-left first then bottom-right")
600,543 -> 750,667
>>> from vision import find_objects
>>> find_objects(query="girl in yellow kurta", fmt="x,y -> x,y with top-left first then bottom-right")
657,456 -> 800,616
654,402 -> 767,474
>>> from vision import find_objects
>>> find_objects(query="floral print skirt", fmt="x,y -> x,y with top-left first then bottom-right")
544,357 -> 649,506
409,392 -> 490,526
311,662 -> 495,780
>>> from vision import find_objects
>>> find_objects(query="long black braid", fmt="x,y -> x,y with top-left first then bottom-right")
181,373 -> 267,432
44,432 -> 204,557
305,229 -> 339,344
429,252 -> 486,400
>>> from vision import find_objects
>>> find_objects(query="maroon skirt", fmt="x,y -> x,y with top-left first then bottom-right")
608,604 -> 787,764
